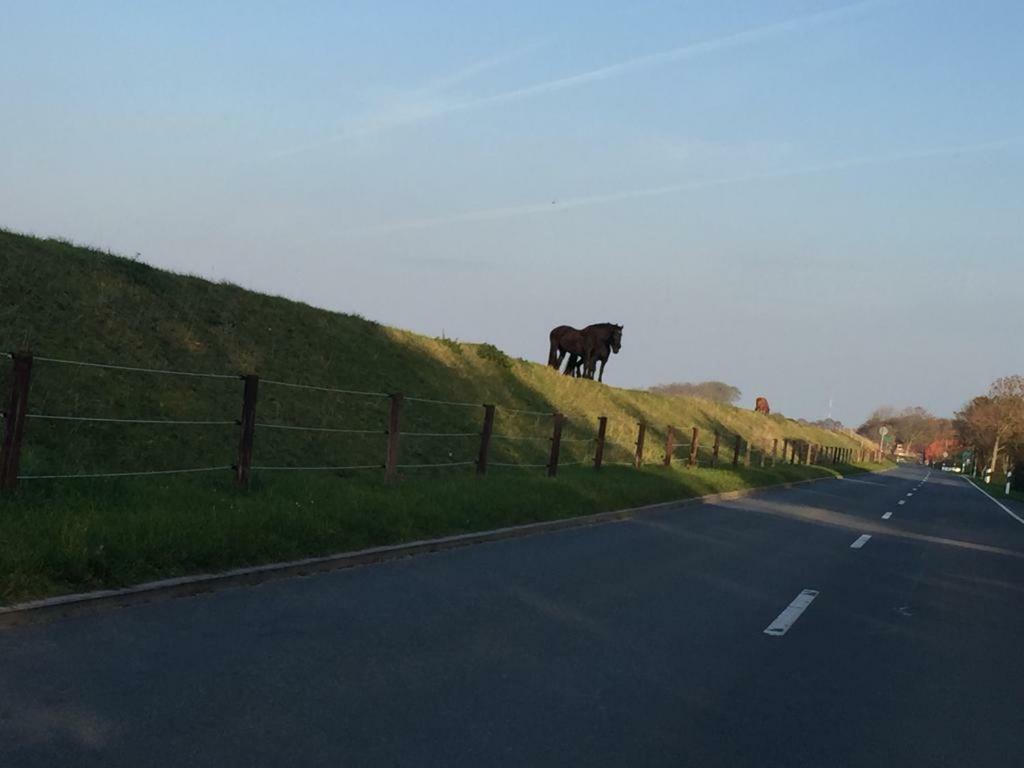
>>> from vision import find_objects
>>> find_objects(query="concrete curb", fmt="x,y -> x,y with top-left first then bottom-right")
0,468 -> 887,627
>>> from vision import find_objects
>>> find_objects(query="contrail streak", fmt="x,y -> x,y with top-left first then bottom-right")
271,0 -> 886,158
336,136 -> 1024,237
445,0 -> 883,111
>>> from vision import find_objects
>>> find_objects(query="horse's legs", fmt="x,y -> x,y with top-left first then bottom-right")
598,358 -> 607,382
563,353 -> 578,376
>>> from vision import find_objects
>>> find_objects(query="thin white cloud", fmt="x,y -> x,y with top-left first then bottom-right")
448,0 -> 883,111
270,0 -> 887,159
335,136 -> 1024,237
267,43 -> 543,160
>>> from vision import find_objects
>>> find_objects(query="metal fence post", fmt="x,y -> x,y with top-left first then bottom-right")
385,393 -> 404,482
593,416 -> 607,470
234,374 -> 259,488
548,412 -> 564,477
476,404 -> 495,475
0,352 -> 34,492
634,422 -> 646,468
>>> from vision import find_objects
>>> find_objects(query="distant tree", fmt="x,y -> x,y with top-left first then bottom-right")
858,405 -> 949,456
649,381 -> 742,404
956,376 -> 1024,476
811,418 -> 845,431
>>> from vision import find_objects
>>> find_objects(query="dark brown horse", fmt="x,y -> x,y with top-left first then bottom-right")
580,324 -> 622,382
548,323 -> 623,382
755,396 -> 771,415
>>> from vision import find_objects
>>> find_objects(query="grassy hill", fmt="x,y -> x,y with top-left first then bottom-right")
0,229 -> 881,602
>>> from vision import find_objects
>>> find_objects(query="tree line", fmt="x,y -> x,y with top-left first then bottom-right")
856,375 -> 1024,483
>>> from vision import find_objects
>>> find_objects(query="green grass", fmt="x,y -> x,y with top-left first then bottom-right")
967,475 -> 1024,505
0,228 -> 885,602
0,460 -> 888,604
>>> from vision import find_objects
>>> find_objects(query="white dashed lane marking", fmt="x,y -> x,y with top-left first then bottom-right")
882,511 -> 893,520
850,534 -> 871,549
764,589 -> 819,637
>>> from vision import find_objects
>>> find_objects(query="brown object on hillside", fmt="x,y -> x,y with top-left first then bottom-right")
755,396 -> 771,415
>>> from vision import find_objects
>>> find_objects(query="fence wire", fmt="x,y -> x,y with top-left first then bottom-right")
396,461 -> 476,469
260,379 -> 388,399
405,396 -> 481,409
251,464 -> 383,472
256,422 -> 384,435
20,466 -> 233,480
27,414 -> 236,426
33,355 -> 238,381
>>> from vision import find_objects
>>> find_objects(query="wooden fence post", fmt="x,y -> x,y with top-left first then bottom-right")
744,440 -> 752,468
234,374 -> 259,488
688,427 -> 700,467
548,412 -> 564,477
0,352 -> 34,492
759,443 -> 767,468
664,426 -> 675,467
789,441 -> 797,464
634,422 -> 646,468
832,446 -> 839,466
732,434 -> 741,468
476,404 -> 495,475
771,438 -> 779,466
384,393 -> 404,482
781,439 -> 789,465
711,430 -> 720,467
593,416 -> 607,470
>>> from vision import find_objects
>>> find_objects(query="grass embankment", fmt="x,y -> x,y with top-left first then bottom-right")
0,229 -> 882,603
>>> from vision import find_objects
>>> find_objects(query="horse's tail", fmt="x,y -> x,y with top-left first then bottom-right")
548,332 -> 561,368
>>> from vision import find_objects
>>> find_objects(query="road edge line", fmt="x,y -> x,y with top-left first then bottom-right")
964,477 -> 1024,526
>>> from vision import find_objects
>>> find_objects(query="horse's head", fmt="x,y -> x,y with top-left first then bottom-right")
610,324 -> 623,354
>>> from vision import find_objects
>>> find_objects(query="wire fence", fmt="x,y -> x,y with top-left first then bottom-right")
0,350 -> 876,491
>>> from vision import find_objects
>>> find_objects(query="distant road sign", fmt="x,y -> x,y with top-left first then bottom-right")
879,426 -> 889,437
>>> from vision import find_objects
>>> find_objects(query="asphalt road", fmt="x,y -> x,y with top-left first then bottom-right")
2,466 -> 1023,767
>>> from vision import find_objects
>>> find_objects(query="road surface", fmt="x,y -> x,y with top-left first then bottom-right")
2,466 -> 1023,766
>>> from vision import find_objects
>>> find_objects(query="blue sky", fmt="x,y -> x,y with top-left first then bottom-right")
2,0 -> 1022,425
